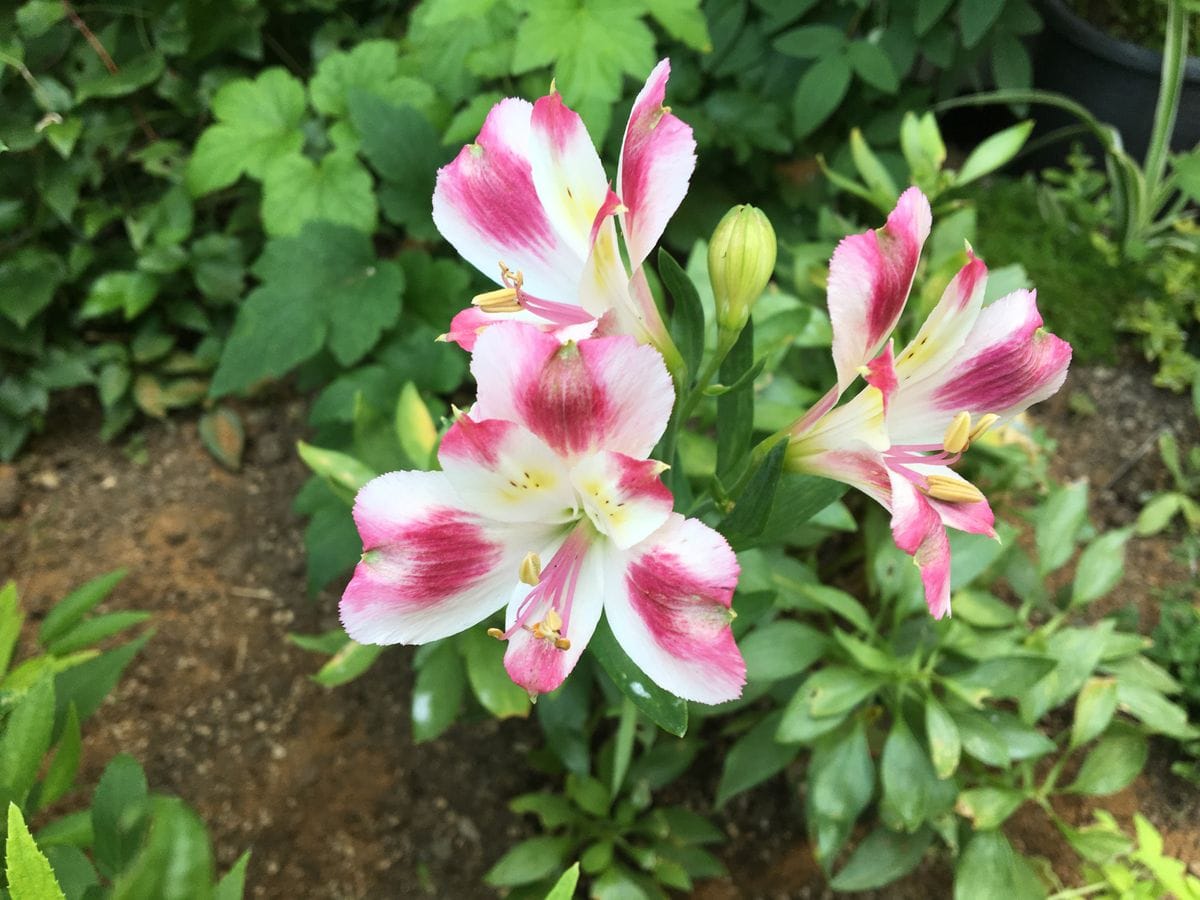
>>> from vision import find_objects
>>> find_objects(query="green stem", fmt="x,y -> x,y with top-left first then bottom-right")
1143,0 -> 1189,212
659,328 -> 739,476
610,697 -> 638,797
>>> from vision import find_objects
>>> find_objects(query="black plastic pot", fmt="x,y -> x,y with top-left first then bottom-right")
1032,0 -> 1200,163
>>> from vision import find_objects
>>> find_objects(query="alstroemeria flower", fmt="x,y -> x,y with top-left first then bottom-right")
786,188 -> 1072,617
432,59 -> 694,355
340,321 -> 745,703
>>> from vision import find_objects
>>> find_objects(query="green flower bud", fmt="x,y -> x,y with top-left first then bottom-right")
708,204 -> 777,335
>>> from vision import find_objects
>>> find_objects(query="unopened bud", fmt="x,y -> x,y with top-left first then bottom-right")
708,205 -> 777,334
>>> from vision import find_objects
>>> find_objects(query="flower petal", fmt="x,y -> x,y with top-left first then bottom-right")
785,444 -> 892,509
906,463 -> 996,538
887,289 -> 1072,446
432,98 -> 582,301
471,321 -> 674,460
894,251 -> 988,384
439,416 -> 578,523
528,90 -> 610,257
341,471 -> 554,644
604,515 -> 745,704
503,543 -> 605,697
828,186 -> 932,391
887,469 -> 952,619
617,59 -> 696,272
570,451 -> 673,549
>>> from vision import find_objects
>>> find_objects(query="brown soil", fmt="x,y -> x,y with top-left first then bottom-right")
1,356 -> 1197,899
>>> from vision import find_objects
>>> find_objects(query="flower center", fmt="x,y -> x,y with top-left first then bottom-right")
487,524 -> 592,651
883,410 -> 998,503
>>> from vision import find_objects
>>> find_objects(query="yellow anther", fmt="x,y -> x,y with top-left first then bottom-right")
968,413 -> 1000,443
942,411 -> 972,454
554,638 -> 571,651
472,286 -> 522,314
923,475 -> 986,504
435,333 -> 449,343
486,627 -> 505,640
519,552 -> 542,587
544,608 -> 563,633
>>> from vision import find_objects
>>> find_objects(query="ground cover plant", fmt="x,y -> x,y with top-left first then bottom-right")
3,0 -> 1200,897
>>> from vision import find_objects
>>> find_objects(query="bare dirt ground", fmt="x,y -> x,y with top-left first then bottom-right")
1,356 -> 1197,898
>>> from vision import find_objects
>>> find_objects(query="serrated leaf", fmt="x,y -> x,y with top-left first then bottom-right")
186,69 -> 306,195
210,224 -> 403,396
310,41 -> 435,119
7,803 -> 67,900
261,152 -> 377,237
199,407 -> 244,471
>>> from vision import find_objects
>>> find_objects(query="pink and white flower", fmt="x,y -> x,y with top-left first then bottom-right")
786,188 -> 1072,618
432,60 -> 695,356
340,321 -> 745,703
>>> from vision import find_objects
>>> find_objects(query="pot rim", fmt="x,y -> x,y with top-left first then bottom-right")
1041,0 -> 1200,81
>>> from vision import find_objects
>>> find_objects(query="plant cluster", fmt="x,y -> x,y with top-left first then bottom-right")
1,572 -> 247,897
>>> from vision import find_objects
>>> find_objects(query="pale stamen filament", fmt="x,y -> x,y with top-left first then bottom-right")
883,410 -> 999,505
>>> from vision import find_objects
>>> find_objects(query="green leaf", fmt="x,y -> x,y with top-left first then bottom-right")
991,32 -> 1032,91
261,152 -> 377,237
348,91 -> 443,238
80,272 -> 159,321
7,803 -> 67,900
1,581 -> 22,677
313,640 -> 383,687
1071,677 -> 1118,749
848,128 -> 897,206
955,121 -> 1035,187
955,786 -> 1024,830
881,717 -> 941,833
951,709 -> 1008,767
54,631 -> 151,724
75,53 -> 164,102
772,25 -> 846,59
1136,493 -> 1182,535
951,655 -> 1055,700
847,40 -> 898,92
509,793 -> 578,829
36,705 -> 81,810
45,612 -> 151,656
186,68 -> 306,195
512,0 -> 656,110
190,234 -> 245,303
1115,681 -> 1196,739
741,620 -> 827,683
543,862 -> 581,900
785,582 -> 871,633
16,0 -> 65,37
715,318 -> 755,478
484,836 -> 572,887
954,830 -> 1042,900
1020,623 -> 1113,723
395,383 -> 438,469
1071,528 -> 1131,606
949,590 -> 1017,628
797,666 -> 883,717
660,249 -> 705,377
644,0 -> 710,50
110,797 -> 213,900
899,111 -> 947,182
719,441 -> 787,549
715,712 -> 800,806
760,474 -> 849,544
92,755 -> 149,878
792,54 -> 852,139
214,850 -> 251,900
807,720 -> 875,865
459,628 -> 530,719
832,630 -> 894,674
830,826 -> 932,891
958,0 -> 1005,47
1066,728 -> 1147,795
0,248 -> 66,329
0,677 -> 55,807
590,618 -> 687,736
310,41 -> 434,119
915,0 -> 954,34
210,223 -> 403,396
297,442 -> 376,502
924,696 -> 961,779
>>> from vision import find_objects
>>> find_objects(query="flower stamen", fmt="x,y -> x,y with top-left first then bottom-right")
942,411 -> 972,454
922,474 -> 986,504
